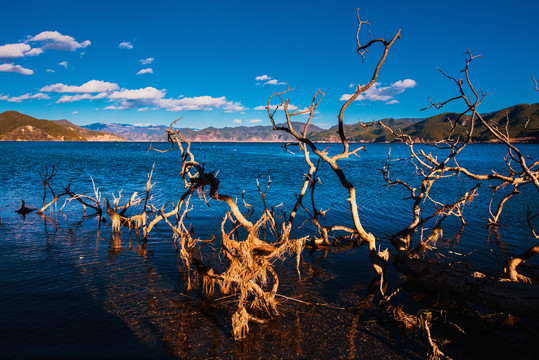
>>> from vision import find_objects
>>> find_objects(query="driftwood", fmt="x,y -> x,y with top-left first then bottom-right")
399,254 -> 539,319
15,200 -> 35,215
505,245 -> 539,283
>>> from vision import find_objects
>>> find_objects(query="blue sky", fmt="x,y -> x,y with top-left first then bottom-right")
1,0 -> 537,128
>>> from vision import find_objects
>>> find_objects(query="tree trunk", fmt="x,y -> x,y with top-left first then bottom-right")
398,256 -> 539,319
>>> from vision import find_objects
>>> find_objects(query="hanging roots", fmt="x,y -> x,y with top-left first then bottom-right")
232,306 -> 250,340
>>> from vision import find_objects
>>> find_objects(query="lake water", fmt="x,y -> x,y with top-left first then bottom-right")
0,141 -> 537,359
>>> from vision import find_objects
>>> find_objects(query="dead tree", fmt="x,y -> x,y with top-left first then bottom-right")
374,52 -> 539,317
264,12 -> 538,320
134,123 -> 307,340
265,9 -> 399,276
27,10 -> 539,345
35,166 -> 103,216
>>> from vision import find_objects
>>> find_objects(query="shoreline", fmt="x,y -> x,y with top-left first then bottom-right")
1,139 -> 538,144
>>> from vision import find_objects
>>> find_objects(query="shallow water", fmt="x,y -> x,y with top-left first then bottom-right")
0,141 -> 537,358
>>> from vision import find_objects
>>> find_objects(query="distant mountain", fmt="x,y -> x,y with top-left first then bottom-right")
186,122 -> 323,142
309,104 -> 538,143
310,118 -> 423,142
477,103 -> 539,141
0,111 -> 124,141
82,121 -> 324,142
404,113 -> 463,141
83,123 -> 174,141
52,120 -> 124,141
405,104 -> 539,142
2,103 -> 537,143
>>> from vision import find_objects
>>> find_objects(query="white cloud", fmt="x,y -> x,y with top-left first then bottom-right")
147,95 -> 239,112
140,57 -> 154,65
223,101 -> 246,113
109,87 -> 166,100
57,93 -> 107,103
28,31 -> 91,51
38,80 -> 246,113
264,79 -> 285,85
233,119 -> 242,124
103,105 -> 127,110
72,111 -> 78,114
392,79 -> 417,89
24,48 -> 43,56
119,42 -> 133,49
248,119 -> 263,123
0,31 -> 85,80
255,74 -> 286,86
41,80 -> 120,93
104,89 -> 247,113
0,63 -> 33,75
106,87 -> 165,110
254,105 -> 267,111
46,69 -> 55,72
25,48 -> 44,56
0,43 -> 43,58
59,61 -> 68,69
136,68 -> 153,75
340,79 -> 417,102
0,43 -> 34,58
386,100 -> 399,105
349,83 -> 356,88
30,93 -> 50,100
0,92 -> 50,102
160,96 -> 215,111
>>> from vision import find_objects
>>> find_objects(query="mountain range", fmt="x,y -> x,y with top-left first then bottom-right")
1,103 -> 538,143
82,122 -> 324,142
309,104 -> 539,143
0,111 -> 123,141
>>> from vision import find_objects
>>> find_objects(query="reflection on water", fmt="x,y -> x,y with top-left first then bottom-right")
0,142 -> 537,358
1,212 -> 422,358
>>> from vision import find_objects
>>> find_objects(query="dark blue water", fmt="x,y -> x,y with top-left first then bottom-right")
0,141 -> 537,359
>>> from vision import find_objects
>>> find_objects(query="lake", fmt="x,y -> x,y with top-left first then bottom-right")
0,141 -> 537,359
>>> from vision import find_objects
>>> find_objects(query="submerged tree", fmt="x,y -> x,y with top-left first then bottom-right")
31,10 -> 538,354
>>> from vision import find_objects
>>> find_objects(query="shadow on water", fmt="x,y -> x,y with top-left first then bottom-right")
100,243 -> 426,360
0,211 -> 429,359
